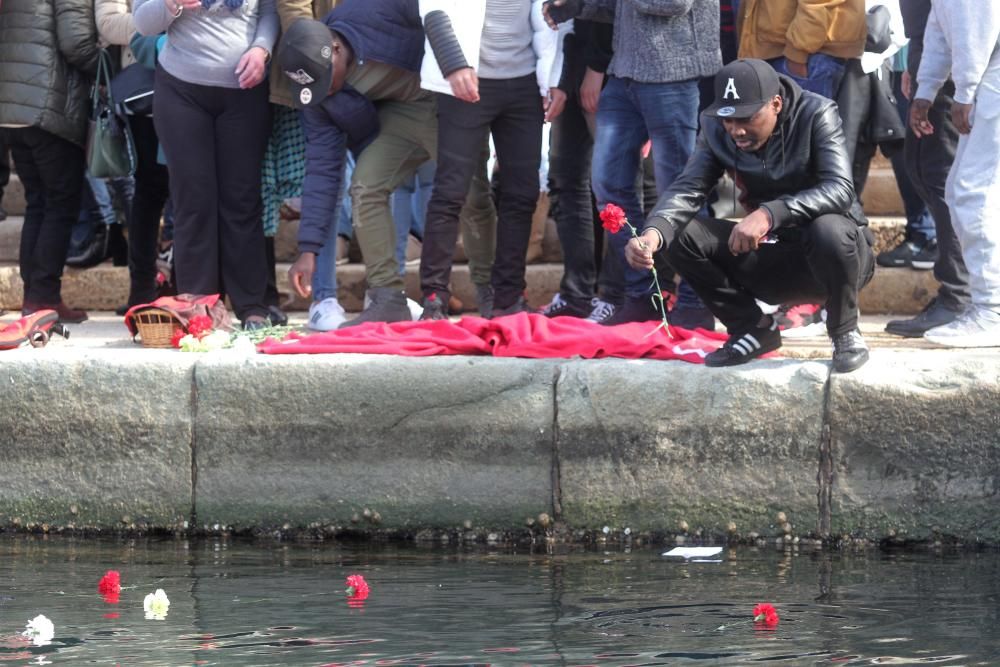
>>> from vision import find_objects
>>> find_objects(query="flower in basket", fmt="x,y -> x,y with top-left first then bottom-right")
345,574 -> 370,603
599,203 -> 673,337
143,589 -> 170,620
170,328 -> 186,349
22,615 -> 55,646
753,602 -> 779,627
98,570 -> 121,604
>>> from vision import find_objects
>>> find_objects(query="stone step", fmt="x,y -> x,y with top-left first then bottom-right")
0,162 -> 907,221
0,255 -> 939,316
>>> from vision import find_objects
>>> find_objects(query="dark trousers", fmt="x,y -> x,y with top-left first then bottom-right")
549,88 -> 595,305
153,65 -> 271,320
0,134 -> 9,205
2,127 -> 84,305
126,114 -> 170,305
422,75 -> 542,309
904,88 -> 970,311
668,215 -> 875,336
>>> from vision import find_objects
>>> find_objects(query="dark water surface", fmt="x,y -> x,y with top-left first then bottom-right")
0,536 -> 998,665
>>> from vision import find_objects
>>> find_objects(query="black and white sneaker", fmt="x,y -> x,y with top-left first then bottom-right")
586,298 -> 618,324
540,292 -> 592,318
705,317 -> 781,367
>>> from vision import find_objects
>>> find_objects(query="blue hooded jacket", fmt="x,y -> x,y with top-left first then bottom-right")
298,0 -> 425,255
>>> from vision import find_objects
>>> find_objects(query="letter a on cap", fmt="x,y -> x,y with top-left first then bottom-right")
723,77 -> 740,100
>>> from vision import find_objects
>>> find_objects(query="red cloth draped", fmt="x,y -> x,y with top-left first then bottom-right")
257,312 -> 730,363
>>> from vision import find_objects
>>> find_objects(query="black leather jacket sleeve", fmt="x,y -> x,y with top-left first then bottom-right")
643,132 -> 724,246
424,10 -> 469,77
759,102 -> 856,231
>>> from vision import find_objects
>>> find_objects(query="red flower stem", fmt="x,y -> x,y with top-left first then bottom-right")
627,223 -> 673,339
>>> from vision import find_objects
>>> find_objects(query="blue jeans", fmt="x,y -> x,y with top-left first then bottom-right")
591,76 -> 699,298
312,154 -> 355,301
769,54 -> 845,101
390,159 -> 433,276
891,73 -> 935,241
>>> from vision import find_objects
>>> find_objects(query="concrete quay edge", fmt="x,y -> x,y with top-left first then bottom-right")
0,344 -> 997,544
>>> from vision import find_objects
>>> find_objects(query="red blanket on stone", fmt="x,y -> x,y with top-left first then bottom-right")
257,312 -> 729,363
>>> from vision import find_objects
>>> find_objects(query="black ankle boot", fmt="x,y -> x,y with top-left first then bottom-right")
65,224 -> 109,269
108,224 -> 128,266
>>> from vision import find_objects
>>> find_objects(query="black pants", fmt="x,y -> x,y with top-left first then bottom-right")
126,114 -> 170,306
549,86 -> 596,305
668,215 -> 875,336
2,127 -> 84,305
153,65 -> 271,320
422,75 -> 542,310
904,87 -> 970,311
0,134 -> 9,206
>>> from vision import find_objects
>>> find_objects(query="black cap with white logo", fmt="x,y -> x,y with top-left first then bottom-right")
703,59 -> 781,119
277,18 -> 334,109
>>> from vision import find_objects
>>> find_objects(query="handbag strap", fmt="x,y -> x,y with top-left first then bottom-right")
92,49 -> 115,115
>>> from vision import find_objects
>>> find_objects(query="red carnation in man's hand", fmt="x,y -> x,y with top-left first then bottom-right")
599,203 -> 627,234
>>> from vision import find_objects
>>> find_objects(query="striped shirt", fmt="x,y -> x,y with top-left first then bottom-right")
478,0 -> 535,80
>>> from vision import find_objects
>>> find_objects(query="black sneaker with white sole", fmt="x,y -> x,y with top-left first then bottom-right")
705,317 -> 781,367
540,292 -> 592,318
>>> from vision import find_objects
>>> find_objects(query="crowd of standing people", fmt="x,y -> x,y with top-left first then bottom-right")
0,0 -> 996,367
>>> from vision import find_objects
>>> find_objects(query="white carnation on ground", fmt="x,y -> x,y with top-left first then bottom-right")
22,614 -> 54,646
143,589 -> 170,620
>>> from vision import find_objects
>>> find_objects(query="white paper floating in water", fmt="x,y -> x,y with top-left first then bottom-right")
661,546 -> 724,560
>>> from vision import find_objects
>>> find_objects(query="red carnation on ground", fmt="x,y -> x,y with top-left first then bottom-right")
599,203 -> 628,234
753,602 -> 779,627
170,328 -> 186,349
187,315 -> 213,339
98,570 -> 121,604
345,574 -> 370,603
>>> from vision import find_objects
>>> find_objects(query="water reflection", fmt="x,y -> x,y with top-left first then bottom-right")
0,536 -> 996,665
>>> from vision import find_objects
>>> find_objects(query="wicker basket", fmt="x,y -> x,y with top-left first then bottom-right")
133,308 -> 182,348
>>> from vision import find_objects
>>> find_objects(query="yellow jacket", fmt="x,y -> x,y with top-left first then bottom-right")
736,0 -> 866,65
270,0 -> 340,106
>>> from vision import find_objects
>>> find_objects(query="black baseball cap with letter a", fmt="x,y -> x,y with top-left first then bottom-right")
278,18 -> 334,108
703,59 -> 781,120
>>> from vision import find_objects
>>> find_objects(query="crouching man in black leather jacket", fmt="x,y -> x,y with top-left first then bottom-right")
625,59 -> 875,373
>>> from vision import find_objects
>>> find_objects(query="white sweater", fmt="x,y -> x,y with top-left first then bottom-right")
915,0 -> 1000,105
417,0 -> 568,98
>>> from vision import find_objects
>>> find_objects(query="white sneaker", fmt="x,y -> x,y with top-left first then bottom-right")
924,305 -> 1000,347
307,297 -> 346,331
586,298 -> 618,324
406,298 -> 423,320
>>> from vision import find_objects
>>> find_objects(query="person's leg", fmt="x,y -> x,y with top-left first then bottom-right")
213,83 -> 272,323
352,97 -> 435,293
488,75 -> 544,311
907,89 -> 968,309
458,140 -> 498,296
933,68 -> 1000,343
153,65 -> 221,299
391,171 -> 418,274
8,128 -> 86,312
591,77 -> 650,302
422,92 -> 493,304
801,215 -> 875,337
547,84 -> 596,314
0,134 -> 9,219
125,114 -> 170,307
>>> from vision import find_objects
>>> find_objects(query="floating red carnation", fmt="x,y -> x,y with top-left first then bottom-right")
170,328 -> 186,349
187,315 -> 213,339
599,203 -> 628,234
753,602 -> 779,627
98,570 -> 121,604
345,574 -> 370,603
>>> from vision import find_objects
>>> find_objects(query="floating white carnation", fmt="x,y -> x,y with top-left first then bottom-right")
201,329 -> 230,351
22,614 -> 54,646
143,589 -> 170,620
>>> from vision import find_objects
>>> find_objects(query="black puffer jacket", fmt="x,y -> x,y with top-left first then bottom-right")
647,75 -> 867,242
0,0 -> 100,147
